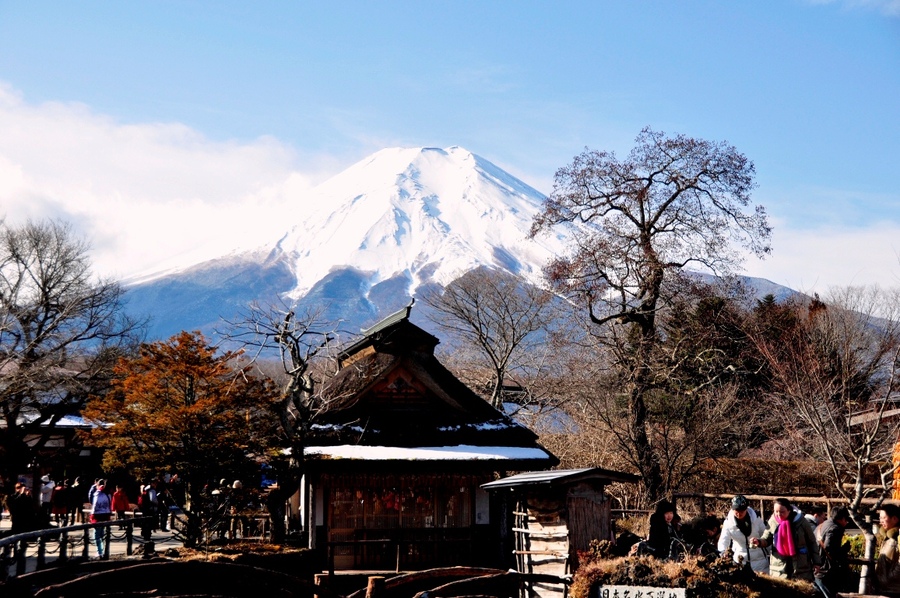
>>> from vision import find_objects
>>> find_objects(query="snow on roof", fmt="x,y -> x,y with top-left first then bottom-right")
481,467 -> 640,489
15,413 -> 92,428
437,420 -> 515,432
304,444 -> 554,461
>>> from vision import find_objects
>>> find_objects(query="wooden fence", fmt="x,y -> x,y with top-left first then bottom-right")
0,516 -> 154,580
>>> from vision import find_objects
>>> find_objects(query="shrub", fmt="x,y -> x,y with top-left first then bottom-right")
571,552 -> 818,598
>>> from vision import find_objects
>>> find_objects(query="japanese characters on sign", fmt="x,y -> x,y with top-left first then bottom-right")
595,586 -> 686,598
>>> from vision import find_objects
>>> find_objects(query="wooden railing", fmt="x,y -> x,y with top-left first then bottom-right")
0,516 -> 154,581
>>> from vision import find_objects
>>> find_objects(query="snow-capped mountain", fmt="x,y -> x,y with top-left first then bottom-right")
272,146 -> 568,298
123,146 -> 573,339
123,145 -> 798,341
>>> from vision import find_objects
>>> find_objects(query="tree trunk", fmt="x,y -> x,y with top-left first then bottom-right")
629,319 -> 663,502
860,528 -> 877,594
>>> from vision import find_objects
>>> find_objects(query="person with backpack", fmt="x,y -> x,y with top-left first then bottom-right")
814,507 -> 850,598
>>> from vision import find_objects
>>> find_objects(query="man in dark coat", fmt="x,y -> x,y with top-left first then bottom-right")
8,482 -> 37,534
815,506 -> 850,598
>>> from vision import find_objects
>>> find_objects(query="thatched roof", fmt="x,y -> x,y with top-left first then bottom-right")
306,308 -> 557,469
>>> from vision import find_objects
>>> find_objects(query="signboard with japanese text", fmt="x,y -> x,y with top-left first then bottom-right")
594,585 -> 686,598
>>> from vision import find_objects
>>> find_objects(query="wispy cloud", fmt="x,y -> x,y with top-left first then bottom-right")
742,219 -> 900,292
806,0 -> 900,17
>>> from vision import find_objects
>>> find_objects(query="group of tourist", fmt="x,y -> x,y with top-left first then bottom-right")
2,472 -> 183,559
641,495 -> 900,597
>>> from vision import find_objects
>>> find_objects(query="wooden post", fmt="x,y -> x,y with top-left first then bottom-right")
37,535 -> 46,568
1,543 -> 12,582
60,530 -> 68,562
82,528 -> 90,558
309,476 -> 317,550
104,525 -> 111,560
15,540 -> 26,575
126,522 -> 134,555
366,575 -> 385,598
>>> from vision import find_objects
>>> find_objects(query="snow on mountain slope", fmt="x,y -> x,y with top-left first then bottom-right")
124,146 -> 570,338
272,146 -> 566,298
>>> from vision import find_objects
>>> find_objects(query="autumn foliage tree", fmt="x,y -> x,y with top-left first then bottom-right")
83,331 -> 277,542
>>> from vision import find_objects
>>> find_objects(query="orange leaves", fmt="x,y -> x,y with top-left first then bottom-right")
84,331 -> 275,480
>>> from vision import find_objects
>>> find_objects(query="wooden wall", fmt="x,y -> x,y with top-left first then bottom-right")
514,482 -> 610,598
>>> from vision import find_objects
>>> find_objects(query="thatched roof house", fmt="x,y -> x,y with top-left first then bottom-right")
299,304 -> 557,571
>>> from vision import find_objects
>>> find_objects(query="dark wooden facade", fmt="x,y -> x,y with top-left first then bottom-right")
300,305 -> 558,571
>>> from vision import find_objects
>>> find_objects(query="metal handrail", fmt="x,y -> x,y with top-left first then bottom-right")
0,516 -> 155,580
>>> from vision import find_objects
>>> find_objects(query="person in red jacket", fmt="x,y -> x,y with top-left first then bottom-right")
111,484 -> 132,524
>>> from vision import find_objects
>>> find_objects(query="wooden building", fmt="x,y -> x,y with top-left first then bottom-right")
299,305 -> 558,571
481,468 -> 640,598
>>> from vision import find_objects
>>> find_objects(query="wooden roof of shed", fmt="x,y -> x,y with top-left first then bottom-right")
481,467 -> 640,490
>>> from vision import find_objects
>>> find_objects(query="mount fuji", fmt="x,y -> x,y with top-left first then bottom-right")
123,145 -> 798,342
122,146 -> 577,340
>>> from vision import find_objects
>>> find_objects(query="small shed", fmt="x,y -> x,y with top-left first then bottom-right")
482,468 -> 640,598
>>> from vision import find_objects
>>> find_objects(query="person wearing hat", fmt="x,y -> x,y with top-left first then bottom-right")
137,483 -> 156,540
717,495 -> 769,574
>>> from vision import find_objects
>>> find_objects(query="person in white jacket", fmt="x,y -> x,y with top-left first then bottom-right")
717,495 -> 770,574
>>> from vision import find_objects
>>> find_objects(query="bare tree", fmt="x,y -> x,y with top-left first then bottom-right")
220,301 -> 337,541
530,127 -> 771,501
544,286 -> 768,502
748,286 -> 900,593
222,301 -> 339,452
0,219 -> 142,492
421,267 -> 555,409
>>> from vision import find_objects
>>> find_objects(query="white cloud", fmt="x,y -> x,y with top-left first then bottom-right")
742,220 -> 900,292
0,83 -> 327,280
2,81 -> 897,296
806,0 -> 900,17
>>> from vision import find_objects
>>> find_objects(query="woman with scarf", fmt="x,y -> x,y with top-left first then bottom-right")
755,497 -> 822,581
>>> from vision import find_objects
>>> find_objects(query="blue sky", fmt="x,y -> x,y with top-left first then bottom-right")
0,1 -> 898,290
